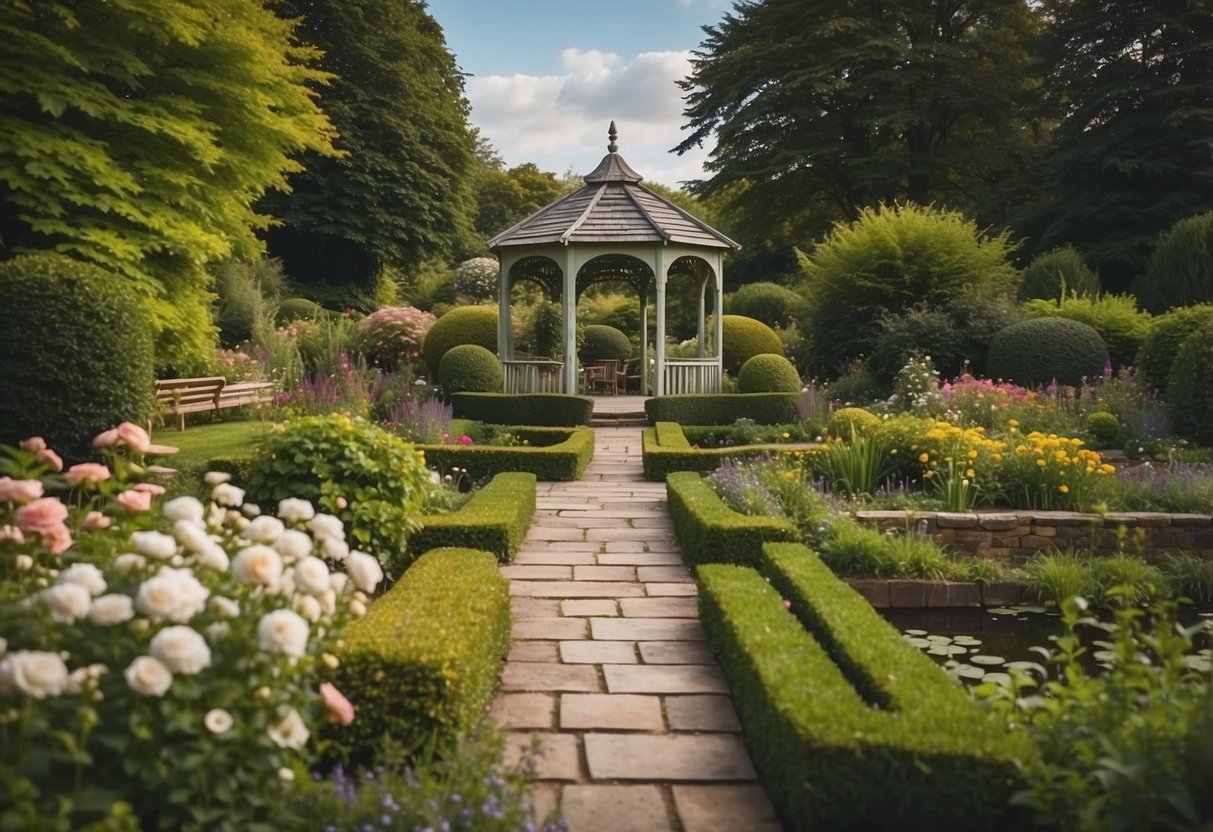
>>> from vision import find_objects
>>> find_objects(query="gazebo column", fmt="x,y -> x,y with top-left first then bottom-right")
655,249 -> 667,396
714,254 -> 724,390
562,246 -> 578,394
696,272 -> 708,358
638,282 -> 648,396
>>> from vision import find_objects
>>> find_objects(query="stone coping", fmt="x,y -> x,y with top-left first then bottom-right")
845,578 -> 1026,609
855,509 -> 1213,529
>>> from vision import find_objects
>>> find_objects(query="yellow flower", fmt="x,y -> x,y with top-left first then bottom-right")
918,452 -> 929,463
967,449 -> 978,460
1036,458 -> 1047,467
1058,484 -> 1069,494
1008,419 -> 1019,428
782,432 -> 790,440
966,468 -> 976,478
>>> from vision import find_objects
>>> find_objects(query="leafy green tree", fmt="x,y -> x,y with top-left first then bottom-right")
474,163 -> 566,240
0,0 -> 336,372
263,0 -> 477,290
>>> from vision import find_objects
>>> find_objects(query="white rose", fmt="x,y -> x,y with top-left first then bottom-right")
241,515 -> 283,544
329,572 -> 349,595
131,530 -> 178,560
349,598 -> 367,617
257,609 -> 309,657
307,514 -> 345,542
205,621 -> 230,641
211,483 -> 244,507
0,650 -> 69,698
113,553 -> 147,574
231,545 -> 283,587
195,542 -> 230,572
205,502 -> 226,530
293,594 -> 321,622
204,708 -> 233,735
40,583 -> 91,623
277,498 -> 315,523
88,593 -> 134,626
293,556 -> 331,595
163,496 -> 205,524
203,471 -> 232,486
267,708 -> 309,749
58,563 -> 106,596
172,520 -> 211,554
274,530 -> 312,563
124,655 -> 172,697
319,536 -> 349,562
319,589 -> 337,616
241,503 -> 261,518
15,554 -> 33,571
345,551 -> 383,594
208,596 -> 240,619
134,566 -> 209,623
149,626 -> 212,675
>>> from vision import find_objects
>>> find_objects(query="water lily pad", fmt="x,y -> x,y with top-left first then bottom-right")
926,634 -> 952,643
1012,606 -> 1048,614
987,607 -> 1018,615
983,672 -> 1013,687
927,645 -> 952,656
953,636 -> 982,646
971,655 -> 1006,666
905,628 -> 928,636
1006,661 -> 1047,677
906,637 -> 931,649
954,665 -> 986,680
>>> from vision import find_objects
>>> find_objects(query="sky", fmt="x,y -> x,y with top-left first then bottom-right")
425,0 -> 733,187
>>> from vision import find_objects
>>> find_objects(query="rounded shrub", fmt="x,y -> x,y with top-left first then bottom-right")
827,407 -> 881,439
1137,210 -> 1213,314
244,413 -> 436,568
422,305 -> 499,377
276,297 -> 324,323
1135,304 -> 1213,394
737,353 -> 802,393
452,257 -> 499,302
358,305 -> 437,370
1086,412 -> 1121,448
438,344 -> 502,395
1019,246 -> 1100,301
724,282 -> 809,328
986,318 -> 1109,388
1167,320 -> 1213,445
722,314 -> 783,374
578,324 -> 631,363
1021,294 -> 1150,370
0,253 -> 153,459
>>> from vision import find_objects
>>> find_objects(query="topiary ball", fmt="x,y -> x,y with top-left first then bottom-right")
0,253 -> 154,460
986,318 -> 1109,388
438,344 -> 503,395
827,407 -> 881,439
1018,246 -> 1100,301
737,353 -> 802,393
721,314 -> 783,375
1167,320 -> 1213,446
422,305 -> 499,377
1085,412 -> 1121,448
276,297 -> 324,324
579,324 -> 631,363
724,282 -> 810,327
1135,304 -> 1213,394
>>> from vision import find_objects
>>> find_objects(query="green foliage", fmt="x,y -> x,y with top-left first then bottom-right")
1021,294 -> 1151,370
1018,246 -> 1100,301
437,345 -> 502,396
212,257 -> 285,346
1135,304 -> 1213,393
825,407 -> 880,439
474,161 -> 568,241
408,473 -> 536,571
817,433 -> 894,498
737,354 -> 801,393
450,393 -> 593,427
1138,211 -> 1213,313
529,300 -> 564,358
418,427 -> 595,482
1166,320 -> 1213,445
665,472 -> 798,567
244,414 -> 435,567
277,297 -> 326,324
0,0 -> 336,373
721,314 -> 782,374
0,253 -> 153,459
644,393 -> 802,426
1023,552 -> 1095,605
723,282 -> 809,327
421,306 -> 498,377
452,258 -> 499,302
1159,553 -> 1213,606
799,204 -> 1020,374
336,548 -> 510,756
986,318 -> 1109,387
642,424 -> 808,481
1085,412 -> 1121,447
578,324 -> 631,363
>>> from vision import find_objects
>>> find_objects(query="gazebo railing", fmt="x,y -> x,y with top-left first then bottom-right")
663,357 -> 721,395
502,359 -> 566,394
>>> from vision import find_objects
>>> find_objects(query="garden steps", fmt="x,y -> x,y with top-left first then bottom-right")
588,394 -> 649,428
490,426 -> 781,832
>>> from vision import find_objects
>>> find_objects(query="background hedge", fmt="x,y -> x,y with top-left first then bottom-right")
451,393 -> 594,426
986,317 -> 1109,387
645,393 -> 801,426
418,427 -> 594,481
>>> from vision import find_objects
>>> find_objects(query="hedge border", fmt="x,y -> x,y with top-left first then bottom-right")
418,426 -> 594,481
335,547 -> 511,756
406,472 -> 536,571
644,393 -> 801,426
665,470 -> 797,567
451,393 -> 594,426
642,423 -> 806,481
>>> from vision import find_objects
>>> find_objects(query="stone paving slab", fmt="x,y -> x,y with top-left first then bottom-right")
597,552 -> 684,566
561,785 -> 673,832
510,581 -> 647,598
503,732 -> 583,781
501,662 -> 601,692
638,641 -> 716,665
584,734 -> 757,781
512,598 -> 561,618
573,565 -> 636,582
603,664 -> 730,694
665,695 -> 743,732
560,693 -> 664,731
490,692 -> 555,729
560,640 -> 638,665
637,565 -> 693,583
590,617 -> 705,641
512,617 -> 588,640
500,565 -> 573,580
561,599 -> 618,617
673,785 -> 781,832
508,641 -> 559,662
619,596 -> 699,618
644,582 -> 699,597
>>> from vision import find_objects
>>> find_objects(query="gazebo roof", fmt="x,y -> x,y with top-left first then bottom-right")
487,122 -> 740,252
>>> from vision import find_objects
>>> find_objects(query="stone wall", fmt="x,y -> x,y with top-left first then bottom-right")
854,510 -> 1213,565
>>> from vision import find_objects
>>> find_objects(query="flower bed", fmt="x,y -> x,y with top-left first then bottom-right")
642,422 -> 811,481
417,426 -> 594,481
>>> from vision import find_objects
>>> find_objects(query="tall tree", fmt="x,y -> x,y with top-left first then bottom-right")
675,0 -> 1042,242
263,0 -> 477,293
1022,0 -> 1213,290
0,0 -> 336,371
474,162 -> 567,241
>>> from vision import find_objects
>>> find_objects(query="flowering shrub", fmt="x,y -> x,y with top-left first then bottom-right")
0,430 -> 370,831
939,373 -> 1037,429
886,355 -> 944,417
452,258 -> 499,302
908,421 -> 1006,508
358,306 -> 436,370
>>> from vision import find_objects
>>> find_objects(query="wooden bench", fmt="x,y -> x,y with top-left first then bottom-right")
153,377 -> 273,431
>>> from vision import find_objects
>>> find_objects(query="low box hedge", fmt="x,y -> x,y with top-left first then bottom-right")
645,393 -> 801,425
643,422 -> 801,481
335,547 -> 511,756
418,426 -> 594,481
406,472 -> 536,570
451,392 -> 594,426
699,546 -> 1030,831
665,471 -> 797,567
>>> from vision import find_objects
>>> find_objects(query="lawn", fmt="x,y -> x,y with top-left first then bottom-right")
151,418 -> 267,472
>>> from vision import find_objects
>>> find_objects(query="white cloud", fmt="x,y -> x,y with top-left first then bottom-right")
466,47 -> 710,187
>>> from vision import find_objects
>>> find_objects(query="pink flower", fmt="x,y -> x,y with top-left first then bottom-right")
15,497 -> 69,534
319,682 -> 355,726
334,496 -> 348,510
66,463 -> 111,487
133,483 -> 166,497
456,434 -> 473,447
116,422 -> 151,452
93,429 -> 119,449
115,490 -> 153,513
43,524 -> 73,555
20,437 -> 47,453
80,511 -> 112,530
0,477 -> 44,504
0,525 -> 25,544
36,449 -> 63,472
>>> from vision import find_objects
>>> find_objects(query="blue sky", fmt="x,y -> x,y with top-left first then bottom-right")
425,0 -> 732,186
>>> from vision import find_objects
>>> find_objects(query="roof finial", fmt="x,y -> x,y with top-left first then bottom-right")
607,120 -> 618,153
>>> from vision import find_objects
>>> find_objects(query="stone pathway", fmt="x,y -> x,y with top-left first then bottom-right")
490,427 -> 780,832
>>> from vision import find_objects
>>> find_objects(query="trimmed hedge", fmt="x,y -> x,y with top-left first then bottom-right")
699,547 -> 1029,831
642,424 -> 805,481
986,317 -> 1109,387
407,473 -> 536,571
722,314 -> 783,374
422,305 -> 498,377
335,548 -> 510,755
737,353 -> 802,393
645,393 -> 801,426
418,427 -> 594,481
579,324 -> 631,362
665,471 -> 797,566
451,393 -> 594,426
437,344 -> 502,394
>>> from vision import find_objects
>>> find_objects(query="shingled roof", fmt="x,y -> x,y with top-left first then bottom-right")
487,123 -> 740,252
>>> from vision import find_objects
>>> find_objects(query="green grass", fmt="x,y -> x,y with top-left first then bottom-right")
151,419 -> 268,473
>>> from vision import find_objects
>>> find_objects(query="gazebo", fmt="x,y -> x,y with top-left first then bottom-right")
488,122 -> 740,396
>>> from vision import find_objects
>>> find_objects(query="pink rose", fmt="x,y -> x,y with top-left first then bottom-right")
92,429 -> 120,449
334,496 -> 348,510
80,511 -> 112,530
115,490 -> 152,513
20,437 -> 47,453
37,449 -> 63,472
133,483 -> 166,497
66,463 -> 112,487
456,434 -> 473,446
0,525 -> 25,544
116,423 -> 151,452
319,682 -> 355,726
15,497 -> 68,535
0,477 -> 44,504
43,524 -> 72,555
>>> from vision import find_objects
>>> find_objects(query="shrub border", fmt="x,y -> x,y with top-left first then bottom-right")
418,426 -> 594,482
406,472 -> 536,572
665,470 -> 798,567
645,393 -> 802,426
642,422 -> 809,481
451,393 -> 594,426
